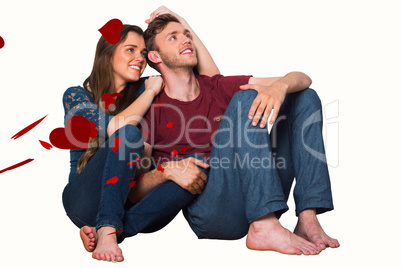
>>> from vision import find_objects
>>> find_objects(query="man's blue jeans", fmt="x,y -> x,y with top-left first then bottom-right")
62,125 -> 195,243
183,89 -> 334,240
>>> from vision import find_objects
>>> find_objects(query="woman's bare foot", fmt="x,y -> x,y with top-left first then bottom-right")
246,213 -> 321,255
80,226 -> 97,252
91,226 -> 124,262
294,209 -> 340,250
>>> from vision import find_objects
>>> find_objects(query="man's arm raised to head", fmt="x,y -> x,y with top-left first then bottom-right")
146,6 -> 220,77
239,72 -> 312,128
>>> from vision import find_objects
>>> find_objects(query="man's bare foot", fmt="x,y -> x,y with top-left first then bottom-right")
246,213 -> 321,255
91,226 -> 124,262
80,226 -> 97,252
294,209 -> 340,250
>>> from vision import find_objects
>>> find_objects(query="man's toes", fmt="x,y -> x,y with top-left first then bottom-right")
316,240 -> 326,250
328,239 -> 340,248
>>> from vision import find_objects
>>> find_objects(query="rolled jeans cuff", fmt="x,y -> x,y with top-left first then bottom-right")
248,201 -> 289,223
296,199 -> 334,216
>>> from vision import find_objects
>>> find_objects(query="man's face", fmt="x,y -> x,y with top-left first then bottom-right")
154,22 -> 198,70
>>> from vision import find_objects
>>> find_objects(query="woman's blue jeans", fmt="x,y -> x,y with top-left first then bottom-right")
62,125 -> 195,243
183,88 -> 334,240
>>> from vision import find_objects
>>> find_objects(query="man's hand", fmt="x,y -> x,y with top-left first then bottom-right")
145,6 -> 182,24
162,157 -> 209,195
239,81 -> 287,128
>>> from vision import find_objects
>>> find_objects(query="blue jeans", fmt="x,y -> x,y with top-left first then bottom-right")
183,89 -> 334,240
62,125 -> 195,243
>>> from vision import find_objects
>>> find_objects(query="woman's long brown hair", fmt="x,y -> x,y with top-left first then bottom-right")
76,25 -> 144,174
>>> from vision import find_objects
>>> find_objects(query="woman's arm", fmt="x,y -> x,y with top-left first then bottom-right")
147,6 -> 220,77
107,76 -> 163,136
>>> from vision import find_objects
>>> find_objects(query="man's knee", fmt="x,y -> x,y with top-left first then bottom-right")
293,88 -> 322,111
230,90 -> 258,106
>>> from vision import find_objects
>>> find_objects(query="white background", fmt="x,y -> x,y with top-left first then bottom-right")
0,0 -> 401,267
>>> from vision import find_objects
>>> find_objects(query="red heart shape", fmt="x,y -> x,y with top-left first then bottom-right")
0,36 -> 5,49
171,149 -> 178,156
89,121 -> 98,138
102,93 -> 116,109
49,116 -> 91,149
181,147 -> 188,152
166,122 -> 173,128
102,93 -> 122,109
98,19 -> 123,44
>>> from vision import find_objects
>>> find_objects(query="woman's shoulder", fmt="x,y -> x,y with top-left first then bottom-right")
63,85 -> 93,103
63,85 -> 88,97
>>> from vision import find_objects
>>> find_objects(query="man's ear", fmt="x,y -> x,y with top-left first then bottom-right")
148,51 -> 162,64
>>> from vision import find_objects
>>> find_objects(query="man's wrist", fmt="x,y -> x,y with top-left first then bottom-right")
272,80 -> 289,94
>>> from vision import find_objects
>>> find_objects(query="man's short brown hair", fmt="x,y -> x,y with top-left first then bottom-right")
143,14 -> 180,70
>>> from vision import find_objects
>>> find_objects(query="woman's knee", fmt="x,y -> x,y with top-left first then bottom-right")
110,124 -> 144,150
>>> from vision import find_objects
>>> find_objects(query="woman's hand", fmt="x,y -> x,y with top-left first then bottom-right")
144,76 -> 164,97
145,6 -> 183,24
239,81 -> 287,127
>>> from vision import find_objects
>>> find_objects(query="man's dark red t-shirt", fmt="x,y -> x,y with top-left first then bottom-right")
140,74 -> 251,164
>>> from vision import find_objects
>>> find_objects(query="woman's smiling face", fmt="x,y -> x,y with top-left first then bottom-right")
111,32 -> 147,91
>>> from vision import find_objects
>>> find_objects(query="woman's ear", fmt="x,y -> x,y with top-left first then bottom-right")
148,51 -> 161,64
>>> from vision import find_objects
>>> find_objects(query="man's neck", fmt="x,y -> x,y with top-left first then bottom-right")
161,68 -> 199,102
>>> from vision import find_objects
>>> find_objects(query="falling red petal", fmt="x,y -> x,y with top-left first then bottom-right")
111,137 -> 121,153
181,147 -> 189,152
11,115 -> 47,140
129,181 -> 137,188
139,174 -> 145,181
156,163 -> 165,172
111,93 -> 123,98
0,158 -> 34,174
107,230 -> 125,235
106,176 -> 119,184
39,140 -> 53,150
127,161 -> 137,166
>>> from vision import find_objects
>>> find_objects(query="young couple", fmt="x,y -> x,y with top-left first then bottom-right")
62,6 -> 339,263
